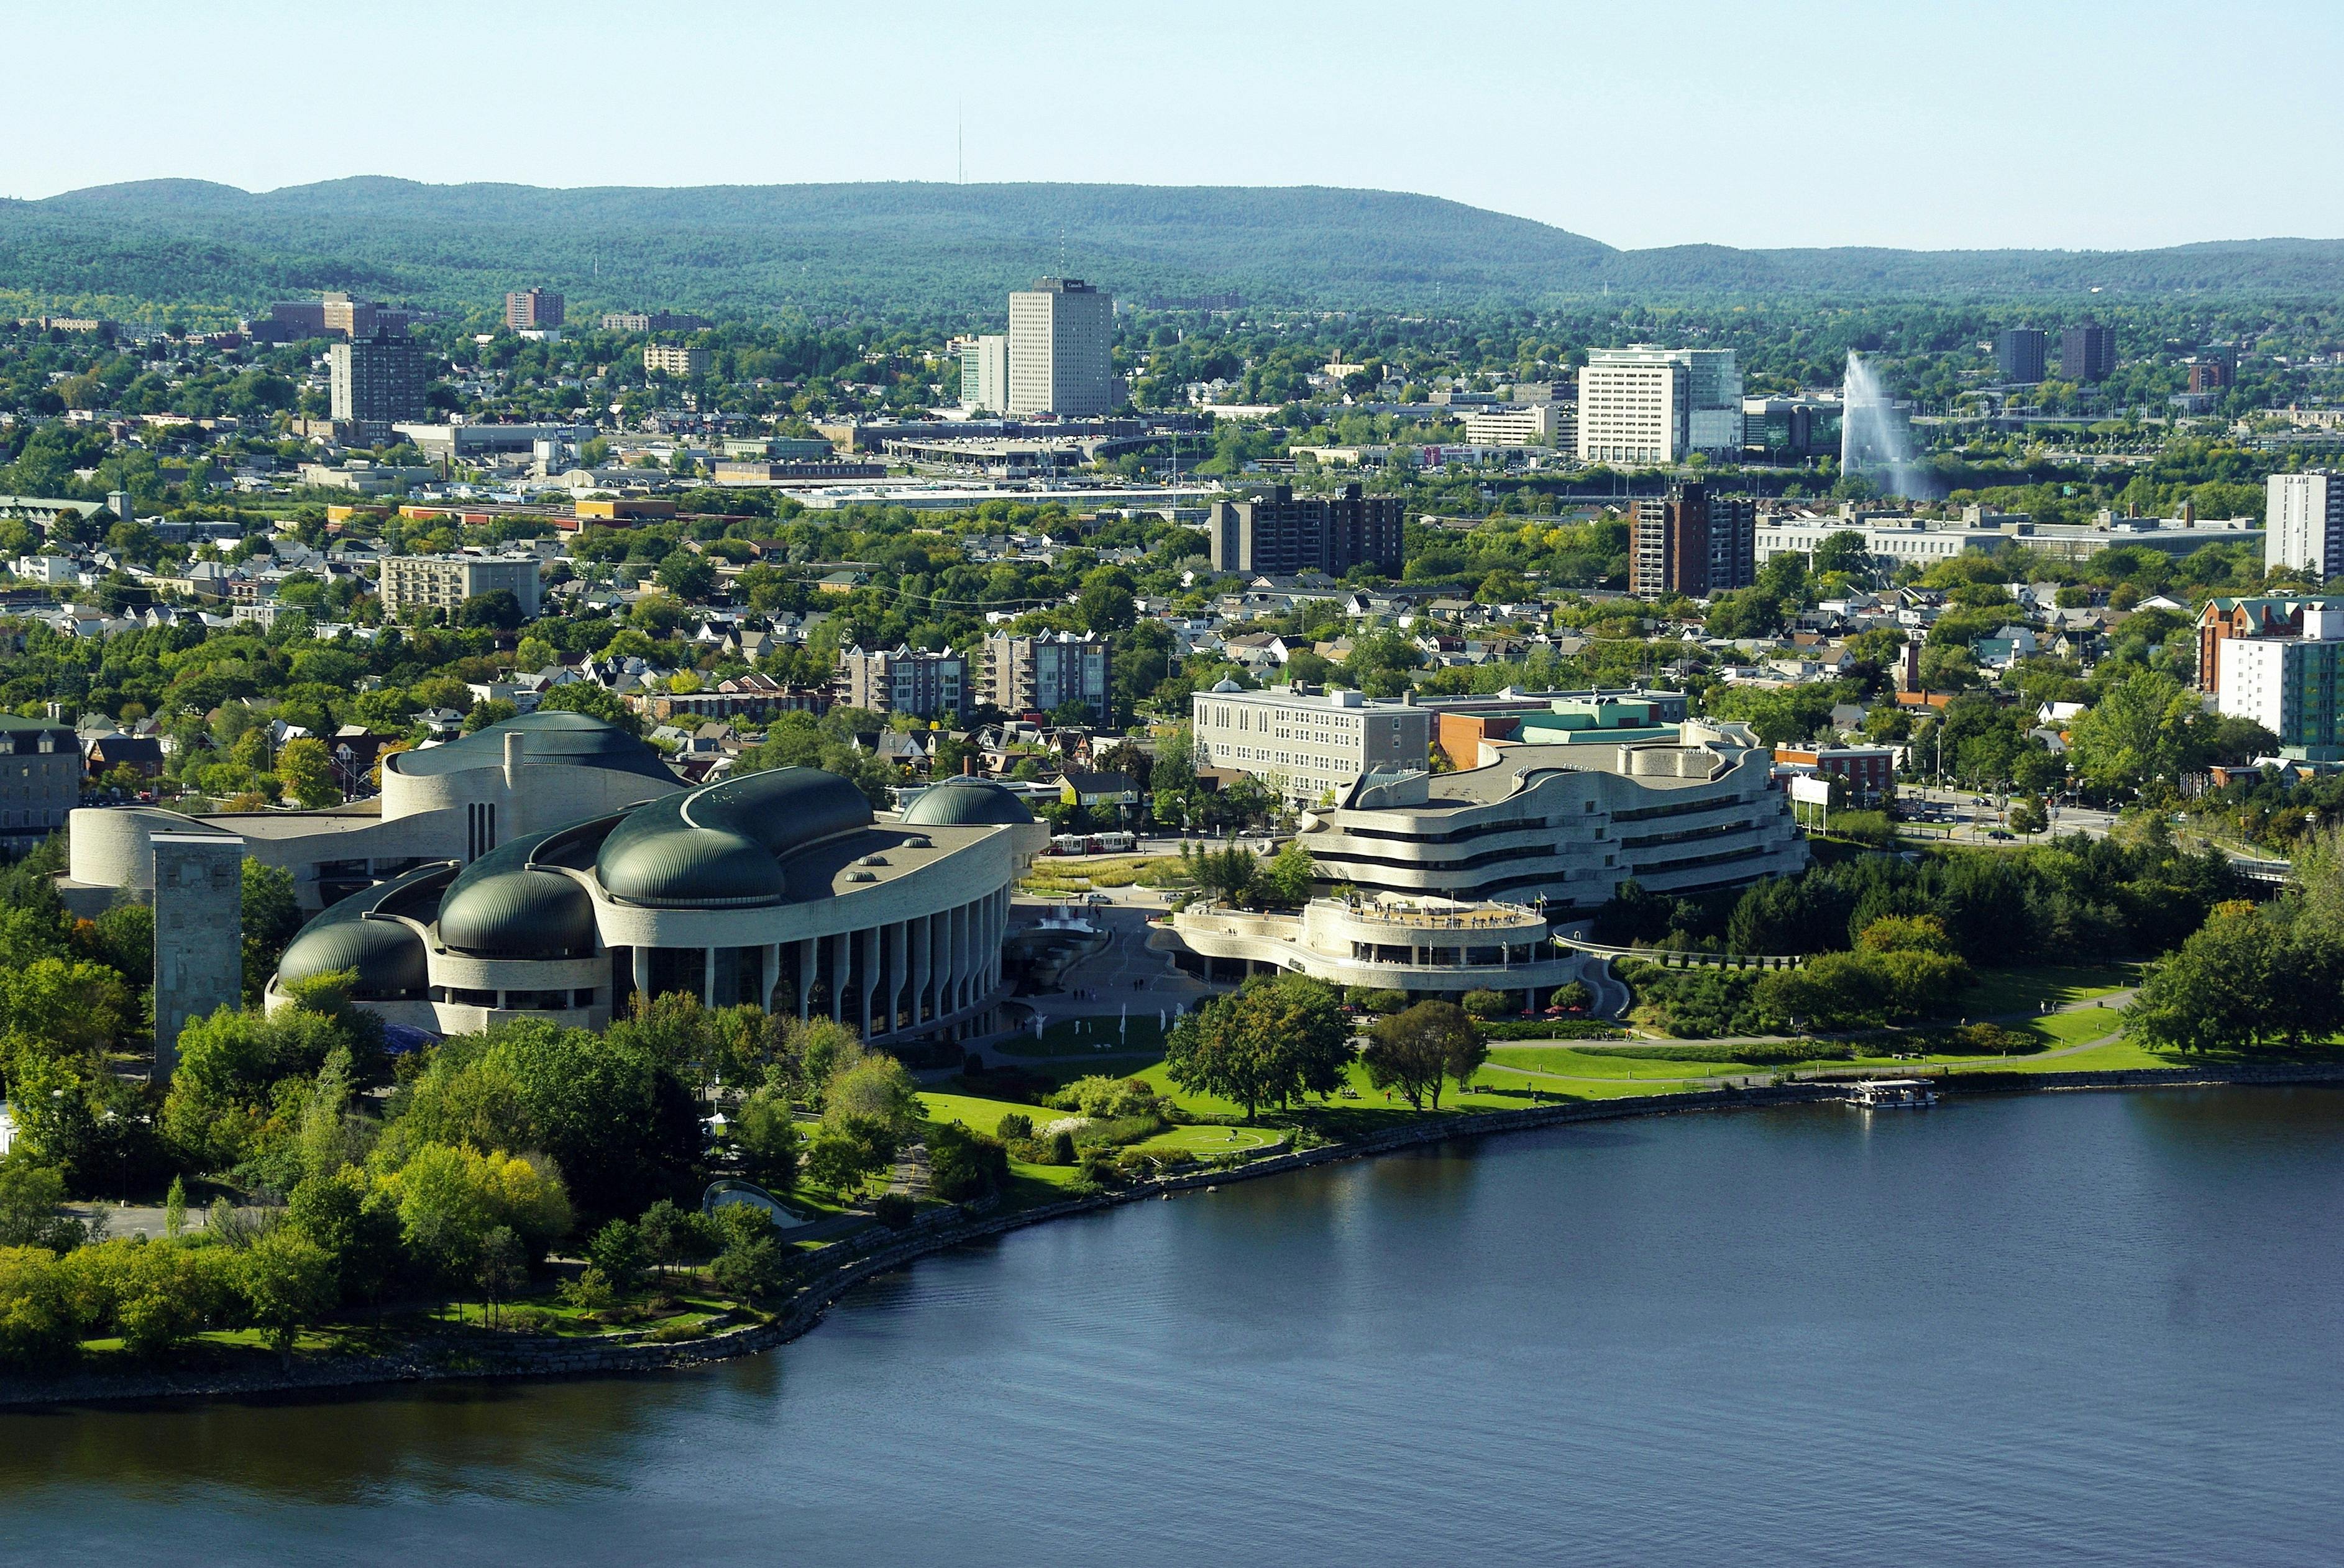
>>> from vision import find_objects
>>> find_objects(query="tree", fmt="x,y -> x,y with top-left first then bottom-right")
712,1234 -> 786,1300
238,1229 -> 337,1364
1812,530 -> 1874,579
2126,903 -> 2342,1054
1163,975 -> 1350,1121
2008,795 -> 2048,835
587,1217 -> 649,1293
242,860 -> 301,1001
1460,988 -> 1511,1020
457,590 -> 524,631
536,681 -> 645,736
730,1089 -> 802,1189
276,736 -> 341,808
2066,670 -> 2215,795
0,1159 -> 80,1251
654,553 -> 715,600
1550,981 -> 1593,1013
476,1226 -> 528,1328
1362,1001 -> 1487,1110
1252,840 -> 1316,908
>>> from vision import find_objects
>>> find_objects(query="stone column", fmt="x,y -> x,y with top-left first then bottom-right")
859,927 -> 881,1040
886,922 -> 909,1036
797,939 -> 816,1021
702,946 -> 718,1008
761,941 -> 782,1012
632,946 -> 652,1003
830,929 -> 852,1024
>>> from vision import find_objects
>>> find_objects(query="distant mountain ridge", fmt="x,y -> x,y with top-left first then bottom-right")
2,176 -> 2337,318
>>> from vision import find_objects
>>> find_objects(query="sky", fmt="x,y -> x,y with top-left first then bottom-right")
7,0 -> 2341,252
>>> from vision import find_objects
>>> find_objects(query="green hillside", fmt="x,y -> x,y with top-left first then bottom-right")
2,176 -> 2337,322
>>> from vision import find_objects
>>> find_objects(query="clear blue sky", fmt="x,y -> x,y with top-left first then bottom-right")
12,0 -> 2340,252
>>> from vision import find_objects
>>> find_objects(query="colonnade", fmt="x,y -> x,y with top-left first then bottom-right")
620,886 -> 1015,1042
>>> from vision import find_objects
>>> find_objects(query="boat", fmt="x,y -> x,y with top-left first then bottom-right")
1846,1078 -> 1938,1109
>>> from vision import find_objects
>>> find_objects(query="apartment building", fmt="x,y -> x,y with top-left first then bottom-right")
836,644 -> 968,719
1630,483 -> 1756,597
378,553 -> 544,621
1190,682 -> 1431,804
0,715 -> 82,850
505,289 -> 565,332
1206,482 -> 1404,576
2216,603 -> 2344,760
2059,322 -> 2117,382
602,311 -> 711,333
982,630 -> 1112,722
2266,471 -> 2344,580
1994,329 -> 2048,384
1006,278 -> 1114,417
2195,594 -> 2344,695
328,333 -> 428,442
1577,346 -> 1742,465
644,344 -> 712,378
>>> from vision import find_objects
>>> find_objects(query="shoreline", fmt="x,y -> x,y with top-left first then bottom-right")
8,1061 -> 2343,1414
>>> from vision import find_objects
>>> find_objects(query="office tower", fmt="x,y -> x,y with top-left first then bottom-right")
1576,346 -> 1741,465
2267,472 -> 2344,580
2059,322 -> 2117,382
1630,482 -> 1756,597
1006,278 -> 1114,416
505,288 -> 565,331
1207,483 -> 1405,576
1994,328 -> 2047,383
328,332 -> 428,441
958,334 -> 1010,413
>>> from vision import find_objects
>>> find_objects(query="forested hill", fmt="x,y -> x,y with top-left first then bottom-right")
2,176 -> 2339,321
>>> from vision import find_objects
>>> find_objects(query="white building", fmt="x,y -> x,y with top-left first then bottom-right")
1576,346 -> 1741,465
1462,403 -> 1570,448
1190,681 -> 1432,804
2216,603 -> 2344,760
958,334 -> 1010,414
378,552 -> 544,620
1007,278 -> 1114,417
2266,471 -> 2344,580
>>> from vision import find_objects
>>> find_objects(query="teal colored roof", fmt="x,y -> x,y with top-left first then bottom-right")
277,862 -> 455,998
436,827 -> 601,960
385,710 -> 679,785
902,776 -> 1035,828
595,767 -> 871,908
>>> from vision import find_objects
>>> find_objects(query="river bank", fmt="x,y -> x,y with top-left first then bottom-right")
9,1059 -> 2343,1413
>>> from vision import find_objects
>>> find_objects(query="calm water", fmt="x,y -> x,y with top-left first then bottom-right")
6,1089 -> 2344,1566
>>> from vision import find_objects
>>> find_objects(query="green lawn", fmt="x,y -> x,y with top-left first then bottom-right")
921,1090 -> 1060,1134
1962,964 -> 2143,1018
1490,1044 -> 1763,1080
994,1015 -> 1172,1060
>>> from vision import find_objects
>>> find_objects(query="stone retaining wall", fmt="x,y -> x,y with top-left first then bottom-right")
14,1063 -> 2344,1411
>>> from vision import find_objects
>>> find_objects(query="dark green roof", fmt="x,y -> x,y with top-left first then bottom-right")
595,767 -> 871,908
277,862 -> 455,998
385,710 -> 679,785
902,776 -> 1035,828
436,828 -> 600,960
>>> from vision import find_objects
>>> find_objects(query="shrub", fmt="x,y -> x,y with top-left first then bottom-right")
994,1111 -> 1034,1141
645,1318 -> 707,1344
1045,1130 -> 1078,1165
561,1265 -> 617,1315
1460,989 -> 1512,1020
872,1193 -> 916,1231
927,1123 -> 1010,1202
1348,988 -> 1409,1016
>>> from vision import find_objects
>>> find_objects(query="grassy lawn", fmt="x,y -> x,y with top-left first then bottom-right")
921,1090 -> 1059,1134
1020,855 -> 1191,896
996,1016 -> 1172,1060
1962,964 -> 2143,1018
1491,1044 -> 1764,1080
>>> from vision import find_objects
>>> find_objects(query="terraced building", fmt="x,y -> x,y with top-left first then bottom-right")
267,770 -> 1046,1045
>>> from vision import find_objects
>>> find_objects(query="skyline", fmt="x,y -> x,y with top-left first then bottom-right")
12,0 -> 2344,253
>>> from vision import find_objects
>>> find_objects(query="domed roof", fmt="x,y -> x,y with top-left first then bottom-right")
276,862 -> 453,998
436,830 -> 600,959
594,767 -> 872,908
384,710 -> 680,786
902,775 -> 1035,827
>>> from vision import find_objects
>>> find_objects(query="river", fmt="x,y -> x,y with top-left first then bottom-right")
6,1088 -> 2343,1566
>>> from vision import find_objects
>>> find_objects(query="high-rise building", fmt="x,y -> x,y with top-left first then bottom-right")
505,288 -> 565,332
601,310 -> 712,333
835,644 -> 968,719
1629,482 -> 1756,598
2267,472 -> 2344,580
328,332 -> 428,442
1006,278 -> 1114,416
2216,603 -> 2344,761
644,344 -> 712,377
1994,328 -> 2048,384
1207,483 -> 1404,577
1576,346 -> 1741,465
2189,350 -> 2236,393
2059,322 -> 2117,382
982,631 -> 1112,722
958,334 -> 1010,413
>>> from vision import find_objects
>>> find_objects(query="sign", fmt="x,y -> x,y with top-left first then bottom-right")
1788,774 -> 1834,805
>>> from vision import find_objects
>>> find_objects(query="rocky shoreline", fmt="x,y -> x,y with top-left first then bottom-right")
9,1061 -> 2342,1413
